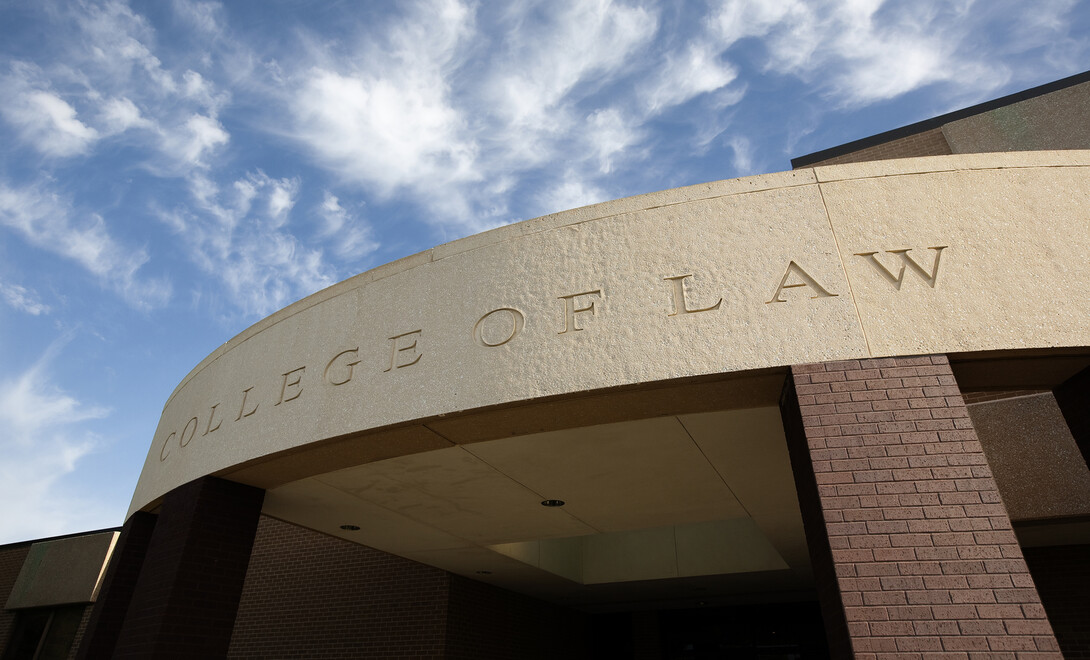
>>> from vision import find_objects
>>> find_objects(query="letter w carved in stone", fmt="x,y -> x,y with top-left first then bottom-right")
855,246 -> 947,289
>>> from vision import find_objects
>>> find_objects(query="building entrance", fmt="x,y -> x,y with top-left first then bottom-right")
589,601 -> 829,660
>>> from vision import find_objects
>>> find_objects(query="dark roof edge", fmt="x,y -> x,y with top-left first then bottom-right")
790,69 -> 1090,168
0,526 -> 123,551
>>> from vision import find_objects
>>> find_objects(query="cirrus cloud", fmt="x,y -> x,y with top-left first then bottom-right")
0,338 -> 113,543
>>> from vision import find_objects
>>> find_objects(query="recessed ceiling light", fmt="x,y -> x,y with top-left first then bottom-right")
540,499 -> 565,507
339,524 -> 361,531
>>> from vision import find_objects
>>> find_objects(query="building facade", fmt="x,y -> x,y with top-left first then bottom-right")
3,72 -> 1090,660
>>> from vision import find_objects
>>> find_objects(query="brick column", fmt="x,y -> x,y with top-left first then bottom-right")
112,476 -> 264,659
74,511 -> 157,660
780,355 -> 1062,659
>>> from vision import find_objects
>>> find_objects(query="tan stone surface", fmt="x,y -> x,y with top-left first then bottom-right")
822,166 -> 1090,357
5,532 -> 118,608
131,152 -> 1090,516
968,393 -> 1090,521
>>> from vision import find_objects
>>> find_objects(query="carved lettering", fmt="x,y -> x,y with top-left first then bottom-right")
324,349 -> 361,386
474,307 -> 525,347
855,246 -> 947,289
767,262 -> 838,303
558,290 -> 602,334
160,432 -> 175,462
162,247 -> 964,455
203,404 -> 222,436
236,386 -> 259,420
179,416 -> 199,448
275,366 -> 305,405
386,330 -> 423,371
664,274 -> 722,316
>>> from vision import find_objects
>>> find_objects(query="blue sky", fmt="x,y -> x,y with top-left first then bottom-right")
0,0 -> 1086,543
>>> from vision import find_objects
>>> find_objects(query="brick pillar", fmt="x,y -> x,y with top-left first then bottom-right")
112,476 -> 264,659
781,371 -> 853,660
74,511 -> 157,660
780,355 -> 1062,659
1054,366 -> 1090,465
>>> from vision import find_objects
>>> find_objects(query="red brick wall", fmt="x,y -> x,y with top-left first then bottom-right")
782,355 -> 1061,659
113,477 -> 264,659
229,517 -> 590,659
75,512 -> 156,660
0,543 -> 31,651
1023,544 -> 1090,660
1,543 -> 92,660
65,606 -> 92,660
801,128 -> 952,168
228,516 -> 450,659
781,369 -> 853,659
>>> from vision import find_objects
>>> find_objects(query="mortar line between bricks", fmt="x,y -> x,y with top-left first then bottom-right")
816,182 -> 872,356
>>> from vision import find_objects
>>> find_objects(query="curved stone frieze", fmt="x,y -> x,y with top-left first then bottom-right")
129,151 -> 1090,516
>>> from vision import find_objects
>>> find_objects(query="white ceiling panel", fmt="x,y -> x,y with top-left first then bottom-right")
266,406 -> 812,606
463,416 -> 746,532
315,446 -> 597,544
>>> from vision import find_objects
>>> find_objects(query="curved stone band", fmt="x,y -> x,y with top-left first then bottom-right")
130,151 -> 1090,516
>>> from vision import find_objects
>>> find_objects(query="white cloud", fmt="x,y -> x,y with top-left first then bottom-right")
0,181 -> 171,310
158,113 -> 229,170
273,0 -> 1085,233
294,68 -> 475,193
0,282 -> 50,315
709,0 -> 805,47
707,0 -> 1014,107
75,0 -> 177,94
972,0 -> 1087,77
171,0 -> 224,35
181,70 -> 229,114
6,0 -> 1084,272
0,346 -> 107,436
97,96 -> 151,135
584,108 -> 644,174
470,0 -> 659,185
19,91 -> 99,155
0,339 -> 113,543
486,0 -> 658,127
317,193 -> 379,261
160,172 -> 338,316
0,65 -> 100,157
638,42 -> 739,113
289,0 -> 478,213
267,180 -> 296,223
0,2 -> 234,178
285,0 -> 661,229
728,136 -> 757,175
536,171 -> 608,214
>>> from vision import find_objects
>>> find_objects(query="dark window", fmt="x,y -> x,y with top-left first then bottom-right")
2,605 -> 84,660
